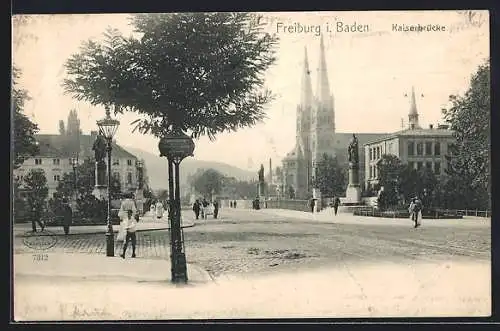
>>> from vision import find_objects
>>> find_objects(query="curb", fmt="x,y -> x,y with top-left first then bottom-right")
14,222 -> 196,238
14,252 -> 213,284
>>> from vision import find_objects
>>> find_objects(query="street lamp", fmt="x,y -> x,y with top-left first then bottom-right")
158,129 -> 195,283
71,157 -> 78,207
135,160 -> 144,216
96,105 -> 120,257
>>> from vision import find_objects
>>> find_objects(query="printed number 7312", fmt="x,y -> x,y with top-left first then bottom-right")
32,254 -> 48,261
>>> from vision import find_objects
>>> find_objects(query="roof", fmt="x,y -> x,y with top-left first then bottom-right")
34,133 -> 138,160
364,128 -> 455,145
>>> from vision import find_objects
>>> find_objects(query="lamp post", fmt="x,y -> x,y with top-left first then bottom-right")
71,157 -> 78,208
135,160 -> 144,216
96,106 -> 120,257
158,129 -> 195,283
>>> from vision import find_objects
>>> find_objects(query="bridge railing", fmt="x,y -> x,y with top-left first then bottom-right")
265,199 -> 310,212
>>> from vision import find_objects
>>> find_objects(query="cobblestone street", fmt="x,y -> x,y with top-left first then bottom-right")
14,209 -> 491,279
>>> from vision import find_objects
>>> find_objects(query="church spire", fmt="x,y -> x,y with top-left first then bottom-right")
408,86 -> 420,129
316,34 -> 331,104
300,46 -> 313,108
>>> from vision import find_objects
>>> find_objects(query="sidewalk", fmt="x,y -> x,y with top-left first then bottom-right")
14,214 -> 196,237
252,208 -> 490,228
14,252 -> 212,284
14,257 -> 490,319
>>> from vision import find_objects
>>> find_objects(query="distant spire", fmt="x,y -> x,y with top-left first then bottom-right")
408,86 -> 420,129
316,35 -> 331,104
410,86 -> 418,115
300,46 -> 313,107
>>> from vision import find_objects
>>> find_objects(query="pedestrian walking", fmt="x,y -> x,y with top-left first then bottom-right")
409,196 -> 423,228
61,198 -> 73,235
31,205 -> 45,233
192,199 -> 201,220
333,196 -> 341,216
201,198 -> 209,219
155,200 -> 164,219
120,209 -> 137,259
213,200 -> 219,219
150,201 -> 156,214
309,198 -> 315,213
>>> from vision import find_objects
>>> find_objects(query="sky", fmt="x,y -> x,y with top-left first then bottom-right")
12,11 -> 489,171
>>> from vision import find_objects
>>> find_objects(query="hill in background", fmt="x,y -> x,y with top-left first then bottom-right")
124,146 -> 256,191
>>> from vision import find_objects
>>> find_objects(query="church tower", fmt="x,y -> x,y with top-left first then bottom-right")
408,86 -> 421,130
66,109 -> 81,136
295,47 -> 314,198
311,35 -> 336,177
66,109 -> 81,157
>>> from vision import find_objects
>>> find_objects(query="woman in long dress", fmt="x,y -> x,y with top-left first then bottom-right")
155,200 -> 164,219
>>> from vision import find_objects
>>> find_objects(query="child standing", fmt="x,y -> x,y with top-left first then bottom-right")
120,210 -> 137,258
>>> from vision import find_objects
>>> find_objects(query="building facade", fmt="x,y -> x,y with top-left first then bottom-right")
364,88 -> 455,189
14,110 -> 142,199
281,37 -> 387,199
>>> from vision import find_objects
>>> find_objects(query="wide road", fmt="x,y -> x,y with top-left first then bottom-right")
14,208 -> 490,279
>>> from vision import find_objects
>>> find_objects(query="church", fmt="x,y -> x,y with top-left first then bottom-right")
281,36 -> 388,199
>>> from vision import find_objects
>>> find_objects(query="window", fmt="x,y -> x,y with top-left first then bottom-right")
434,142 -> 441,156
369,148 -> 373,161
127,172 -> 133,184
426,162 -> 432,170
425,142 -> 432,155
35,158 -> 42,165
408,162 -> 414,170
377,147 -> 381,159
53,158 -> 60,165
52,192 -> 57,198
434,161 -> 441,174
369,166 -> 372,178
53,175 -> 61,181
417,162 -> 423,170
113,172 -> 120,181
113,159 -> 120,166
408,142 -> 414,156
416,142 -> 423,156
127,159 -> 132,166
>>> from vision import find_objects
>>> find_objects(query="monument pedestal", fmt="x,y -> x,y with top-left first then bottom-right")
93,161 -> 108,200
93,186 -> 107,200
312,188 -> 322,212
135,188 -> 144,215
345,185 -> 362,204
345,163 -> 362,204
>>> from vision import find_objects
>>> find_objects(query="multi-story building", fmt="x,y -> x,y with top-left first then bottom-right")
14,110 -> 142,199
281,36 -> 388,199
364,87 -> 455,190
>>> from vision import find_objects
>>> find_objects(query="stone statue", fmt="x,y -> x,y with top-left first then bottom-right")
348,133 -> 359,164
92,134 -> 107,163
258,164 -> 265,183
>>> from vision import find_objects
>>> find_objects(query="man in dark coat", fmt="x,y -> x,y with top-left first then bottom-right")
333,196 -> 341,216
61,199 -> 73,235
213,200 -> 219,219
309,198 -> 315,213
192,200 -> 201,220
31,204 -> 45,233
